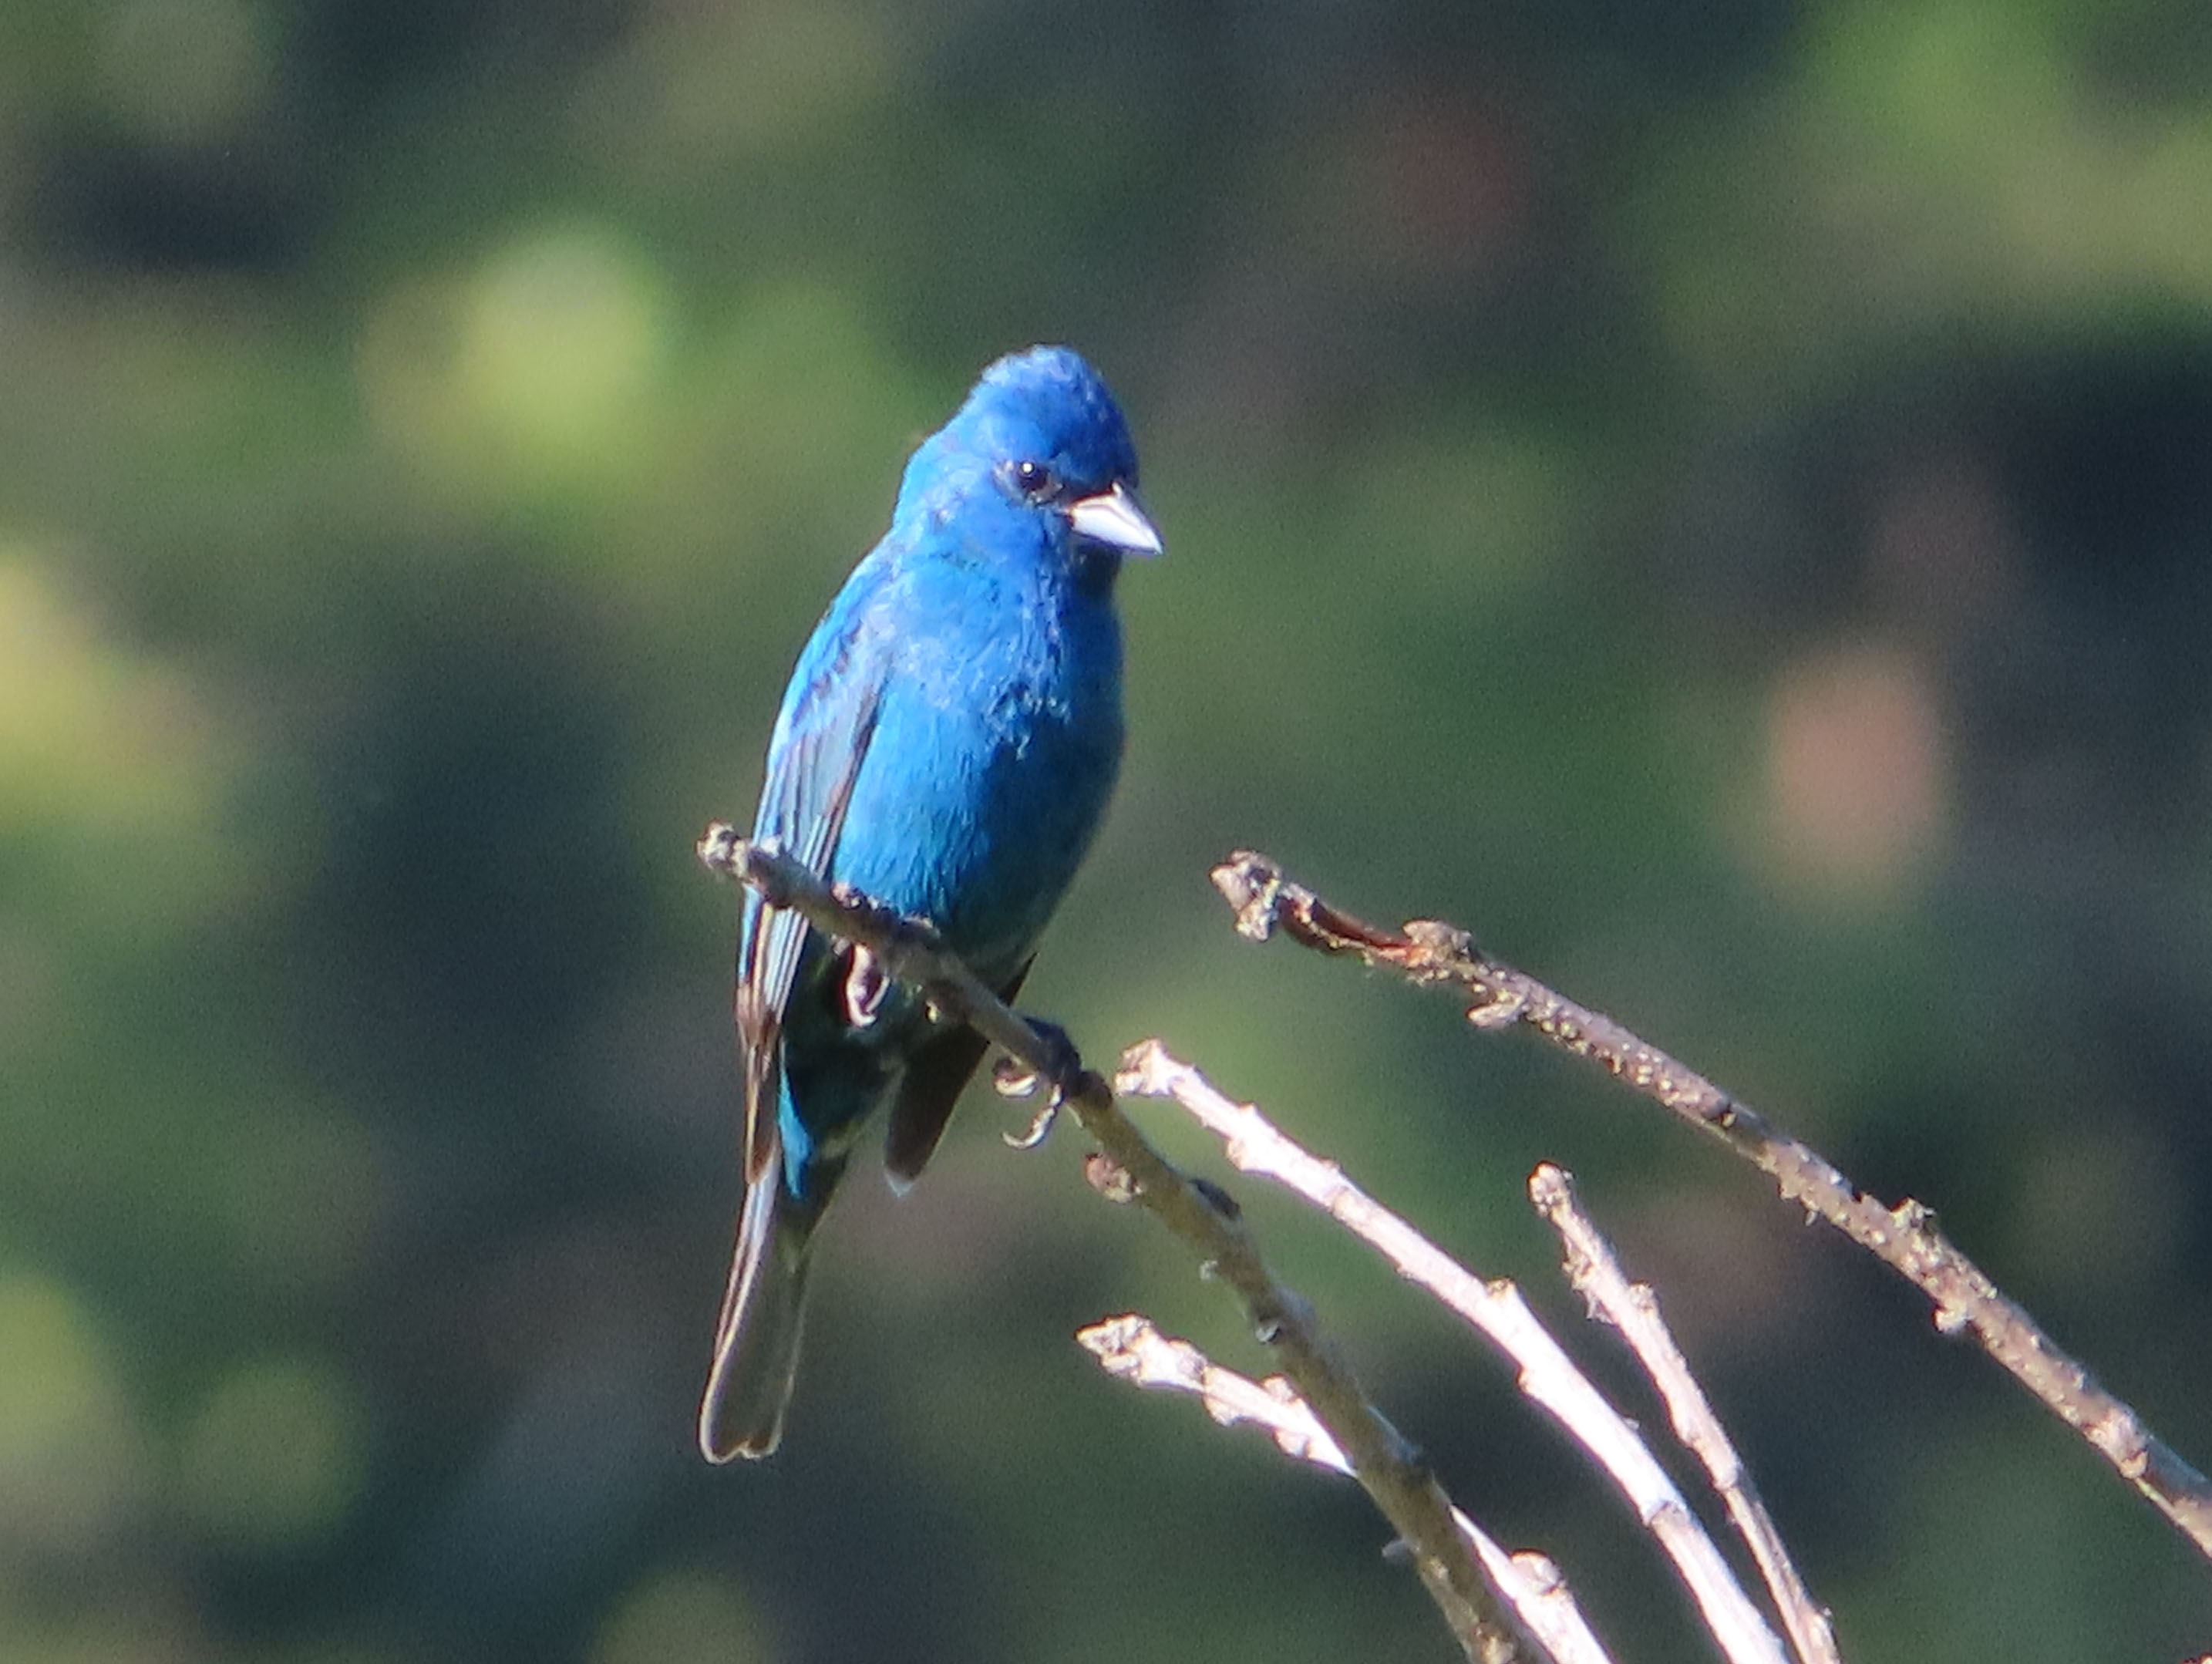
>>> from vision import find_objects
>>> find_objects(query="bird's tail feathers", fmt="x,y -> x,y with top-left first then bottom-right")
698,1167 -> 816,1462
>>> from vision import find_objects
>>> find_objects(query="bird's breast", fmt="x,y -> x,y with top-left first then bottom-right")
830,579 -> 1123,975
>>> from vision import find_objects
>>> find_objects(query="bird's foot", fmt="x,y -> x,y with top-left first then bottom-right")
841,945 -> 888,1028
1003,1098 -> 1059,1150
994,1018 -> 1083,1150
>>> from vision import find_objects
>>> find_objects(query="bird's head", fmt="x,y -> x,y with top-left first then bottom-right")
898,345 -> 1163,569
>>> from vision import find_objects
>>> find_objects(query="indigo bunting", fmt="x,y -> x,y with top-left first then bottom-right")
699,345 -> 1161,1461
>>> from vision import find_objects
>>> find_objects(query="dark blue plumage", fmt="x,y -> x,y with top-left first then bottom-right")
700,346 -> 1160,1461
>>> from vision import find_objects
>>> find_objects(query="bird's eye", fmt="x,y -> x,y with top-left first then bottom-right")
1012,460 -> 1057,501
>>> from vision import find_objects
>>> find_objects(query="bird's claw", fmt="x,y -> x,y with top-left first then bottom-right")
1002,1098 -> 1059,1150
993,1018 -> 1082,1151
996,1058 -> 1062,1147
991,1052 -> 1042,1099
842,945 -> 888,1028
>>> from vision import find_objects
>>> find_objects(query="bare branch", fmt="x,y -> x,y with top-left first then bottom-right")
1530,1165 -> 1842,1664
1079,1313 -> 1617,1664
1117,1042 -> 1791,1664
697,827 -> 1524,1663
1210,850 -> 2212,1561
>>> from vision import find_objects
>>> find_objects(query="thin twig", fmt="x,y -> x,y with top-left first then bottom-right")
696,827 -> 1524,1664
1117,1043 -> 1791,1664
1210,850 -> 2212,1561
1530,1165 -> 1842,1664
1078,1313 -> 1616,1664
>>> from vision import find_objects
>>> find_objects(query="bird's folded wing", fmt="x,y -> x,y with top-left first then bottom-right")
736,621 -> 891,1189
882,958 -> 1031,1187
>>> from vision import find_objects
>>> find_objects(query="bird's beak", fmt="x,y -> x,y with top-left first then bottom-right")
1066,481 -> 1163,557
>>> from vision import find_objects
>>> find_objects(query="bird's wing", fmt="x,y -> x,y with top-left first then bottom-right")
882,959 -> 1032,1187
736,610 -> 891,1194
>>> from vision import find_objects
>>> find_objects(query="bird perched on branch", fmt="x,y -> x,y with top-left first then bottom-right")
699,345 -> 1161,1461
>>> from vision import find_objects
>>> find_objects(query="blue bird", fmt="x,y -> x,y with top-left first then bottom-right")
700,345 -> 1161,1461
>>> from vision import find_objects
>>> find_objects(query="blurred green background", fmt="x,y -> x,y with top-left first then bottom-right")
5,0 -> 2212,1658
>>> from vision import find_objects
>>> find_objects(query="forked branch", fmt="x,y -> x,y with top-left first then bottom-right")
698,827 -> 1527,1662
1210,850 -> 2212,1559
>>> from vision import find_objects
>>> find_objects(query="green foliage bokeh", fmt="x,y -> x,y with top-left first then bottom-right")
4,1 -> 2212,1657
